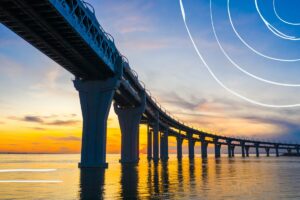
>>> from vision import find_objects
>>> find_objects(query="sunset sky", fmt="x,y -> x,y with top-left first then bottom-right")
0,0 -> 300,153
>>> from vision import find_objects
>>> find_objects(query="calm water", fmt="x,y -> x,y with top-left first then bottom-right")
0,154 -> 300,199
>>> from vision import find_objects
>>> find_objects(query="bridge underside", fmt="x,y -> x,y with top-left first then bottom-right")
0,0 -> 298,169
0,0 -> 114,80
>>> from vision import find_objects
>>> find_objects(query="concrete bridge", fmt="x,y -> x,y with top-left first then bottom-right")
0,0 -> 299,168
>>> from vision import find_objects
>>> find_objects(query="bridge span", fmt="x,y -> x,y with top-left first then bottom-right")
0,0 -> 299,168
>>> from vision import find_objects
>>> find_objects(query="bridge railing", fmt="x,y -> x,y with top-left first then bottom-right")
50,0 -> 119,73
51,0 -> 299,149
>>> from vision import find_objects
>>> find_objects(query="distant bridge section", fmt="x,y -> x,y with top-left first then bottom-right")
0,0 -> 299,168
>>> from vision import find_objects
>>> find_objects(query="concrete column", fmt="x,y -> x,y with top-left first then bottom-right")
245,146 -> 250,157
114,94 -> 146,164
231,145 -> 235,157
152,118 -> 159,162
188,133 -> 195,159
265,147 -> 270,157
160,129 -> 169,161
200,136 -> 208,159
227,140 -> 232,157
275,145 -> 279,157
287,148 -> 292,154
176,135 -> 183,160
74,77 -> 121,168
214,138 -> 221,158
147,125 -> 152,160
297,146 -> 300,155
188,139 -> 196,159
240,142 -> 245,157
255,143 -> 260,157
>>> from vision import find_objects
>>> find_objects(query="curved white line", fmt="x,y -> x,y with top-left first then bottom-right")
255,0 -> 300,40
210,1 -> 300,87
0,180 -> 62,183
273,0 -> 300,26
228,0 -> 300,60
0,169 -> 57,173
179,0 -> 300,108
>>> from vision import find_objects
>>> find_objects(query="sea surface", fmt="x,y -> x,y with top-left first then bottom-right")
0,154 -> 300,199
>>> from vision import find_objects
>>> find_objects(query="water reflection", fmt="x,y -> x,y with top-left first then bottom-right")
0,155 -> 299,199
120,164 -> 139,199
79,168 -> 105,200
76,156 -> 300,199
161,161 -> 169,196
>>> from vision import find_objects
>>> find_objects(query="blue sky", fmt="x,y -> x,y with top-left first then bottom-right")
1,0 -> 300,150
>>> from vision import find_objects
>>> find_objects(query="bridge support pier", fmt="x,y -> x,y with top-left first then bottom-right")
245,146 -> 250,157
227,140 -> 232,157
240,142 -> 245,157
74,77 -> 121,168
188,140 -> 196,159
201,136 -> 208,159
231,145 -> 235,157
177,135 -> 183,160
160,130 -> 169,161
188,133 -> 195,159
152,117 -> 159,162
147,125 -> 152,160
114,94 -> 146,164
255,143 -> 260,157
275,145 -> 279,157
214,138 -> 221,158
265,147 -> 270,157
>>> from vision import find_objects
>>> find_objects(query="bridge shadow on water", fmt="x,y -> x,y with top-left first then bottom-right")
78,156 -> 288,199
78,158 -> 217,199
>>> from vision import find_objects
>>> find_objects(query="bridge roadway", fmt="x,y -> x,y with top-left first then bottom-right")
0,0 -> 299,168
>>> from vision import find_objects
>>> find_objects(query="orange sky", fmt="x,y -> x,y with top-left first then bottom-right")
1,1 -> 299,154
0,104 -> 283,154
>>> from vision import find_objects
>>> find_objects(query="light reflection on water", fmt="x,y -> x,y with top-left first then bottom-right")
0,154 -> 300,199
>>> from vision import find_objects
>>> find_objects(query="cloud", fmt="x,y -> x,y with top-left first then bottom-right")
32,127 -> 46,131
45,120 -> 79,126
7,114 -> 80,126
46,136 -> 81,142
160,92 -> 207,111
154,90 -> 300,140
24,116 -> 44,123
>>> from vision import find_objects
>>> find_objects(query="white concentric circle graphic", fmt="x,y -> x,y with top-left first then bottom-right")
229,0 -> 300,60
179,0 -> 300,108
273,0 -> 300,26
255,0 -> 300,41
211,1 -> 300,87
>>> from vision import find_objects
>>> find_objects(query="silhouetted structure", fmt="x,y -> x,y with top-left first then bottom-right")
0,0 -> 299,169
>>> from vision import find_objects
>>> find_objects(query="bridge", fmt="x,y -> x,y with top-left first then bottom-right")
0,0 -> 299,168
